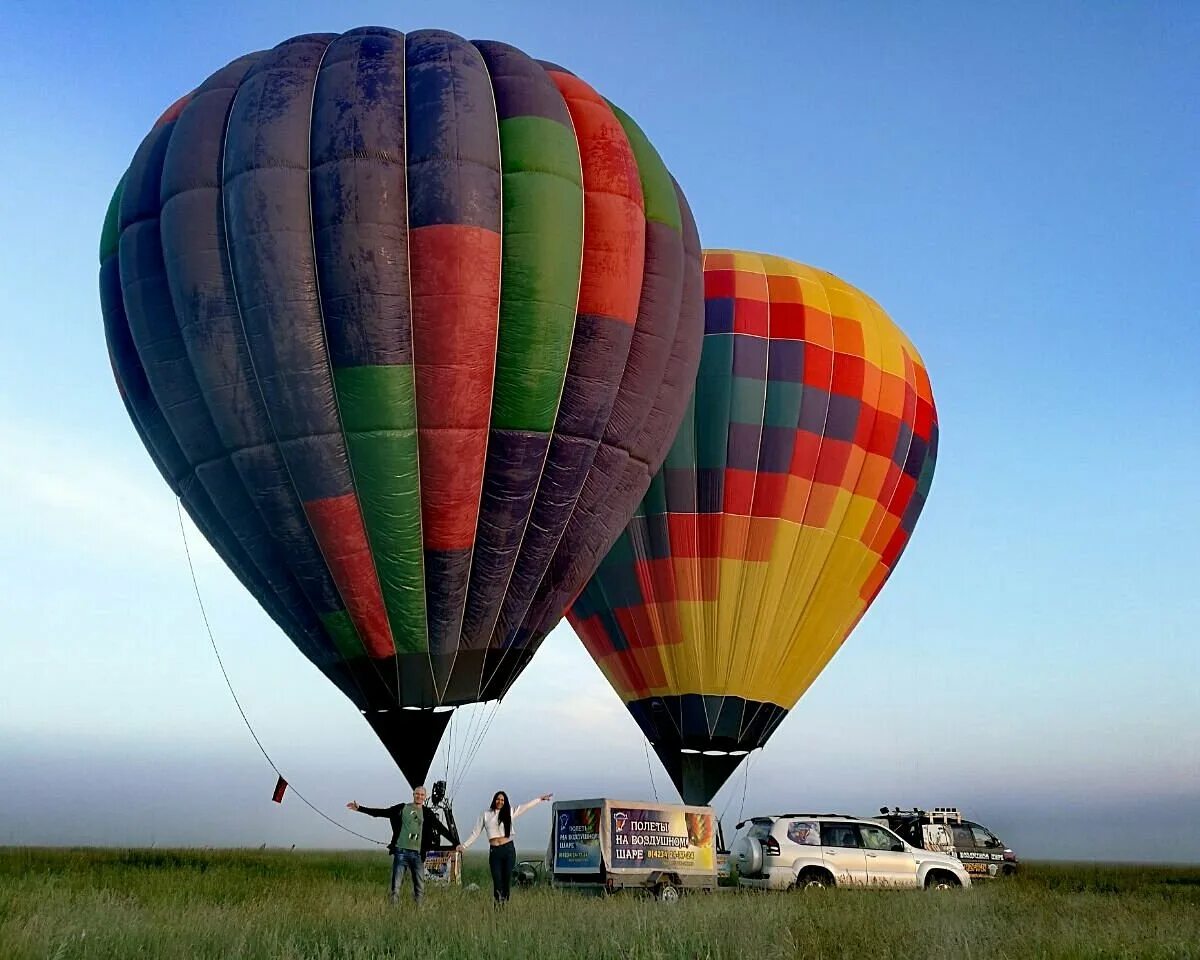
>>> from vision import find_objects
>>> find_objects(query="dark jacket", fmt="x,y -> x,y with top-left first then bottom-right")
358,803 -> 456,856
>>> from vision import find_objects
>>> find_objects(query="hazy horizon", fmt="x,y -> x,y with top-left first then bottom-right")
4,620 -> 1198,863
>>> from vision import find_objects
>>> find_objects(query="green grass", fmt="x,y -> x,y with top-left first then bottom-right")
1,848 -> 1197,959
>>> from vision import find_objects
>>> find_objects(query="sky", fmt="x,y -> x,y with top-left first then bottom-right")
1,1 -> 1197,863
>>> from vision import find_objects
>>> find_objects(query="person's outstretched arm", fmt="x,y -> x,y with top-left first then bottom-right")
347,801 -> 401,851
458,812 -> 486,850
512,794 -> 554,819
346,801 -> 392,818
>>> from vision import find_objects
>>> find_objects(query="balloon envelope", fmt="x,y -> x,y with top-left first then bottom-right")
568,250 -> 938,803
100,28 -> 702,786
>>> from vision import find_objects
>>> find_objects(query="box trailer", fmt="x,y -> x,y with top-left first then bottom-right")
548,798 -> 719,901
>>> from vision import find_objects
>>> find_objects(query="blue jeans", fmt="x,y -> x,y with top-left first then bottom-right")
390,849 -> 425,903
489,841 -> 517,903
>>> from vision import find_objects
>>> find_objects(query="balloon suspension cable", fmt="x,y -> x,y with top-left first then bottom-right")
717,751 -> 753,830
717,756 -> 741,826
738,752 -> 753,823
453,701 -> 485,781
458,699 -> 502,794
176,500 -> 383,846
644,739 -> 660,802
451,698 -> 503,796
442,708 -> 454,785
447,703 -> 481,793
443,699 -> 482,794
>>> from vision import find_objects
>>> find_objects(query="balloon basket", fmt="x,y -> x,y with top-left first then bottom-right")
423,848 -> 462,886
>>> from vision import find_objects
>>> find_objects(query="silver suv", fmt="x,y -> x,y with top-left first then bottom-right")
731,814 -> 972,891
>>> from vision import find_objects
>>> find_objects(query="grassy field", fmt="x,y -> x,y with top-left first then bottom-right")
1,848 -> 1197,959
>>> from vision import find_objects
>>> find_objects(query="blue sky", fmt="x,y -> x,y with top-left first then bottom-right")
1,1 -> 1197,861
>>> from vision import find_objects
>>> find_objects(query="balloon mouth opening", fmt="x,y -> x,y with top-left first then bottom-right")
680,748 -> 750,756
686,744 -> 748,753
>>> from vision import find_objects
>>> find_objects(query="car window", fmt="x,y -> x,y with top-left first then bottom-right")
747,821 -> 773,841
786,820 -> 821,846
970,824 -> 1001,848
924,824 -> 954,852
820,823 -> 861,848
860,825 -> 903,851
951,825 -> 976,850
891,819 -> 922,846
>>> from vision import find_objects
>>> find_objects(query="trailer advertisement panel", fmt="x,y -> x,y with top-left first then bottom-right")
609,805 -> 716,872
553,805 -> 602,873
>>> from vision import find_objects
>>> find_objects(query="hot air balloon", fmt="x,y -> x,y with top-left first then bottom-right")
567,250 -> 938,804
100,27 -> 703,788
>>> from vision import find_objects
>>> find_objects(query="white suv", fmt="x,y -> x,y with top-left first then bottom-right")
731,814 -> 972,891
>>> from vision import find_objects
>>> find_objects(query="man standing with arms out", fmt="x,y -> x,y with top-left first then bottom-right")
347,786 -> 455,904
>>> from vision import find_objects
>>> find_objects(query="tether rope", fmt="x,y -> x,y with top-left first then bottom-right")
738,753 -> 753,823
644,739 -> 660,802
176,499 -> 383,846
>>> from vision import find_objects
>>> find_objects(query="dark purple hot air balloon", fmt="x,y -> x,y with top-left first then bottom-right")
100,27 -> 703,786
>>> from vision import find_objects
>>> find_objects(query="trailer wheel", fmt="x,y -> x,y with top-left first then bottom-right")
655,882 -> 681,903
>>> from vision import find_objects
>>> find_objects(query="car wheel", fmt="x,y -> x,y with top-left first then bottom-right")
795,869 -> 833,890
656,883 -> 680,903
924,871 -> 960,891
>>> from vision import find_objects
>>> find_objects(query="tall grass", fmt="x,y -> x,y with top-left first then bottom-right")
1,848 -> 1196,959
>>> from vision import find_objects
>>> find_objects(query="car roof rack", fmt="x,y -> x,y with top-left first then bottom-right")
878,806 -> 963,824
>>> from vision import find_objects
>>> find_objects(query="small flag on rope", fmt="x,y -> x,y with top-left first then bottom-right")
271,776 -> 288,804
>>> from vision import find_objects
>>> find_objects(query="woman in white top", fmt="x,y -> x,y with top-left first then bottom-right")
459,789 -> 552,903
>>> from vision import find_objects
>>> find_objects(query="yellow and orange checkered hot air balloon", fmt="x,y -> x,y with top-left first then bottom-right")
567,251 -> 939,804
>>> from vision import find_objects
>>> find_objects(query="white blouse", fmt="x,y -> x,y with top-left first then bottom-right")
461,797 -> 546,848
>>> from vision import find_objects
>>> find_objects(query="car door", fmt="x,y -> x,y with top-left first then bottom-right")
951,823 -> 988,878
819,822 -> 867,885
969,822 -> 1006,876
859,824 -> 919,887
